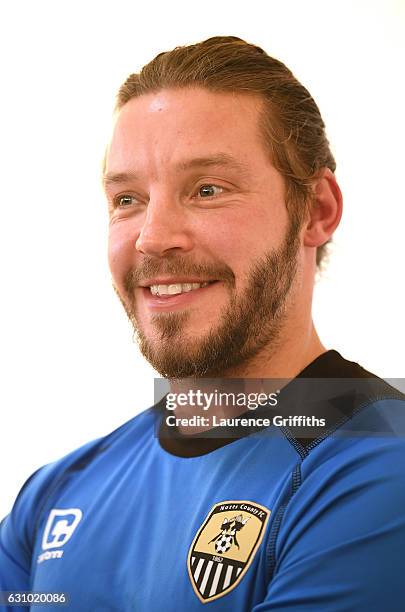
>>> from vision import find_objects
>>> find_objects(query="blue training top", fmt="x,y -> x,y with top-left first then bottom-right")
1,350 -> 405,611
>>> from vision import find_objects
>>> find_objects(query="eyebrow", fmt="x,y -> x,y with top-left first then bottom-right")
175,153 -> 250,175
103,153 -> 250,186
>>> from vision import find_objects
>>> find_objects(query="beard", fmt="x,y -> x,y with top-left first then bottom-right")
115,215 -> 301,379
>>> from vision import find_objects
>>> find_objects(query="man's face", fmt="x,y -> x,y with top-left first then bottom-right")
105,88 -> 303,378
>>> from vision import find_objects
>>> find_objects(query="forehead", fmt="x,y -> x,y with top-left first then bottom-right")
105,88 -> 268,175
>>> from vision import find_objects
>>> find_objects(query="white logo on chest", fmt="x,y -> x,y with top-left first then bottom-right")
37,508 -> 82,564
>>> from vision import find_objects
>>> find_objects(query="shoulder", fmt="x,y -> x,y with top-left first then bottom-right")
273,353 -> 405,568
276,396 -> 405,560
3,407 -> 159,551
282,349 -> 405,455
0,407 -> 158,587
262,406 -> 405,610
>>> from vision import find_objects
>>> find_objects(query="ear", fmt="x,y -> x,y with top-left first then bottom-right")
303,168 -> 343,249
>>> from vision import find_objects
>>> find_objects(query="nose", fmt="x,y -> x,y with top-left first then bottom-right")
135,192 -> 193,258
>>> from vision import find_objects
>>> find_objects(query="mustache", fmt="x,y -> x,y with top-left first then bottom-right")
124,256 -> 235,294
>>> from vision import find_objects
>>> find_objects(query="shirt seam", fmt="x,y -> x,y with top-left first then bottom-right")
265,461 -> 302,582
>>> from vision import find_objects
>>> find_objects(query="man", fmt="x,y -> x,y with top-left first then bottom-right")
1,36 -> 405,611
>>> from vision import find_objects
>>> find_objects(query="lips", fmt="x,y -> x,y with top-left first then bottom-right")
140,280 -> 219,310
149,281 -> 212,296
139,276 -> 215,286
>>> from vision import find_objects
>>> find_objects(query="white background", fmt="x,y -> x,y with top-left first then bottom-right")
0,0 -> 404,519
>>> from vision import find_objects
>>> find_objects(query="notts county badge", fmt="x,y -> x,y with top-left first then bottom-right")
187,500 -> 271,603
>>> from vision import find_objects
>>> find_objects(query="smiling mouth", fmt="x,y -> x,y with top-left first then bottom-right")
148,281 -> 216,297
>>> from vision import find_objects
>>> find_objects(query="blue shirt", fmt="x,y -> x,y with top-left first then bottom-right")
1,351 -> 405,611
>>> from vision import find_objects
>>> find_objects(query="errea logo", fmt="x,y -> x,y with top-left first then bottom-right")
37,508 -> 82,564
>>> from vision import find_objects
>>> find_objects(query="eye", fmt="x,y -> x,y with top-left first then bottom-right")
197,184 -> 224,198
114,195 -> 137,208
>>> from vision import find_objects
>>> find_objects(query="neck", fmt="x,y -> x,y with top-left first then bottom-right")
220,321 -> 326,379
167,322 -> 326,434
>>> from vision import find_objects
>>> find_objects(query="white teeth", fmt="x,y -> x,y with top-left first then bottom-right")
168,284 -> 182,295
149,282 -> 211,296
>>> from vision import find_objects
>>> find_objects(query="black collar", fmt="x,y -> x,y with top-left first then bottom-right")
157,350 -> 403,458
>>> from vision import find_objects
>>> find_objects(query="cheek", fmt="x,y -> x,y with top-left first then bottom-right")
199,211 -> 280,264
108,225 -> 136,287
207,210 -> 289,292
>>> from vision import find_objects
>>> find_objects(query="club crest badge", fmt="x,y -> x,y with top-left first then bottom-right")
187,500 -> 270,603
